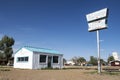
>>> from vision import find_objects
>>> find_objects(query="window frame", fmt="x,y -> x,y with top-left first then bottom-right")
17,56 -> 29,62
39,55 -> 47,63
53,56 -> 59,63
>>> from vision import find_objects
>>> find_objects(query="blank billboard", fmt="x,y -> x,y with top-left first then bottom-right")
88,19 -> 107,31
86,8 -> 108,22
86,8 -> 108,32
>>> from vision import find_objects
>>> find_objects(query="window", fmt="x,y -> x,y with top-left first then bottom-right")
53,56 -> 58,63
25,57 -> 28,61
40,55 -> 46,63
21,57 -> 24,61
17,57 -> 29,62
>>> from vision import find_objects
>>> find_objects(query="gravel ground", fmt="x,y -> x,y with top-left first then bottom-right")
0,68 -> 120,80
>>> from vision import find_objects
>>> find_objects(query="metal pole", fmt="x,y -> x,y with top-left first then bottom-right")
97,30 -> 101,74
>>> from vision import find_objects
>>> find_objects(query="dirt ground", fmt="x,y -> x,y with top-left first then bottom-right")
0,68 -> 120,80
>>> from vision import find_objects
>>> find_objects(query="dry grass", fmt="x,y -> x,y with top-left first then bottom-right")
0,66 -> 120,80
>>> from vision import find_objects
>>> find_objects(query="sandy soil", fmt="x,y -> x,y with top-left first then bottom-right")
0,68 -> 120,80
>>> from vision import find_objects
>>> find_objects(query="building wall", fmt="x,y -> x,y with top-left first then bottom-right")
112,52 -> 120,61
14,48 -> 33,69
51,55 -> 63,68
32,52 -> 63,69
14,48 -> 63,69
32,52 -> 48,69
111,61 -> 120,66
65,61 -> 75,66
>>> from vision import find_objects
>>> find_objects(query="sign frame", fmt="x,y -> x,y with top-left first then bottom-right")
86,8 -> 108,32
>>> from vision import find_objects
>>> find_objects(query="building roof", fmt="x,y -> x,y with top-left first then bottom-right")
23,46 -> 60,54
13,46 -> 62,57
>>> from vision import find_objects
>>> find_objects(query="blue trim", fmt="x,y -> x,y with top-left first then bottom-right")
14,46 -> 61,55
24,46 -> 60,54
14,47 -> 22,54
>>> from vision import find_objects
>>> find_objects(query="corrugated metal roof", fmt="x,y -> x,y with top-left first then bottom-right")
23,46 -> 60,54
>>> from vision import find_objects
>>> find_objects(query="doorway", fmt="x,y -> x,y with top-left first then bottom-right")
48,56 -> 52,68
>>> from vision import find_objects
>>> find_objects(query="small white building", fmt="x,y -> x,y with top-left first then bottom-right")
14,46 -> 63,69
66,60 -> 75,65
112,52 -> 120,61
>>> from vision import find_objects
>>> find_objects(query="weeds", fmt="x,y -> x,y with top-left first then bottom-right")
84,70 -> 120,75
41,67 -> 60,70
0,69 -> 10,71
0,78 -> 10,80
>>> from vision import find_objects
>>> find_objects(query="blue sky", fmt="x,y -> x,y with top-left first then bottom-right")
0,0 -> 120,61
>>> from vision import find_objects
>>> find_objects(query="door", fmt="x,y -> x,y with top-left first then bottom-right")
48,56 -> 52,68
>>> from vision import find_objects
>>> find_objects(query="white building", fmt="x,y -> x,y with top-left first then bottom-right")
66,60 -> 75,65
112,52 -> 120,61
14,46 -> 63,69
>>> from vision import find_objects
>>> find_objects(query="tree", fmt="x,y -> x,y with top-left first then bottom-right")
88,56 -> 98,65
71,56 -> 78,65
72,56 -> 86,66
77,57 -> 86,66
0,35 -> 15,65
100,59 -> 107,66
107,56 -> 114,63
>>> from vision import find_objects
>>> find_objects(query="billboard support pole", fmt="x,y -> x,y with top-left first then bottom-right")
86,8 -> 108,74
97,30 -> 101,74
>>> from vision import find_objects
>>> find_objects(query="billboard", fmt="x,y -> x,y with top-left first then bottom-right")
86,8 -> 108,32
88,19 -> 107,31
86,8 -> 108,22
